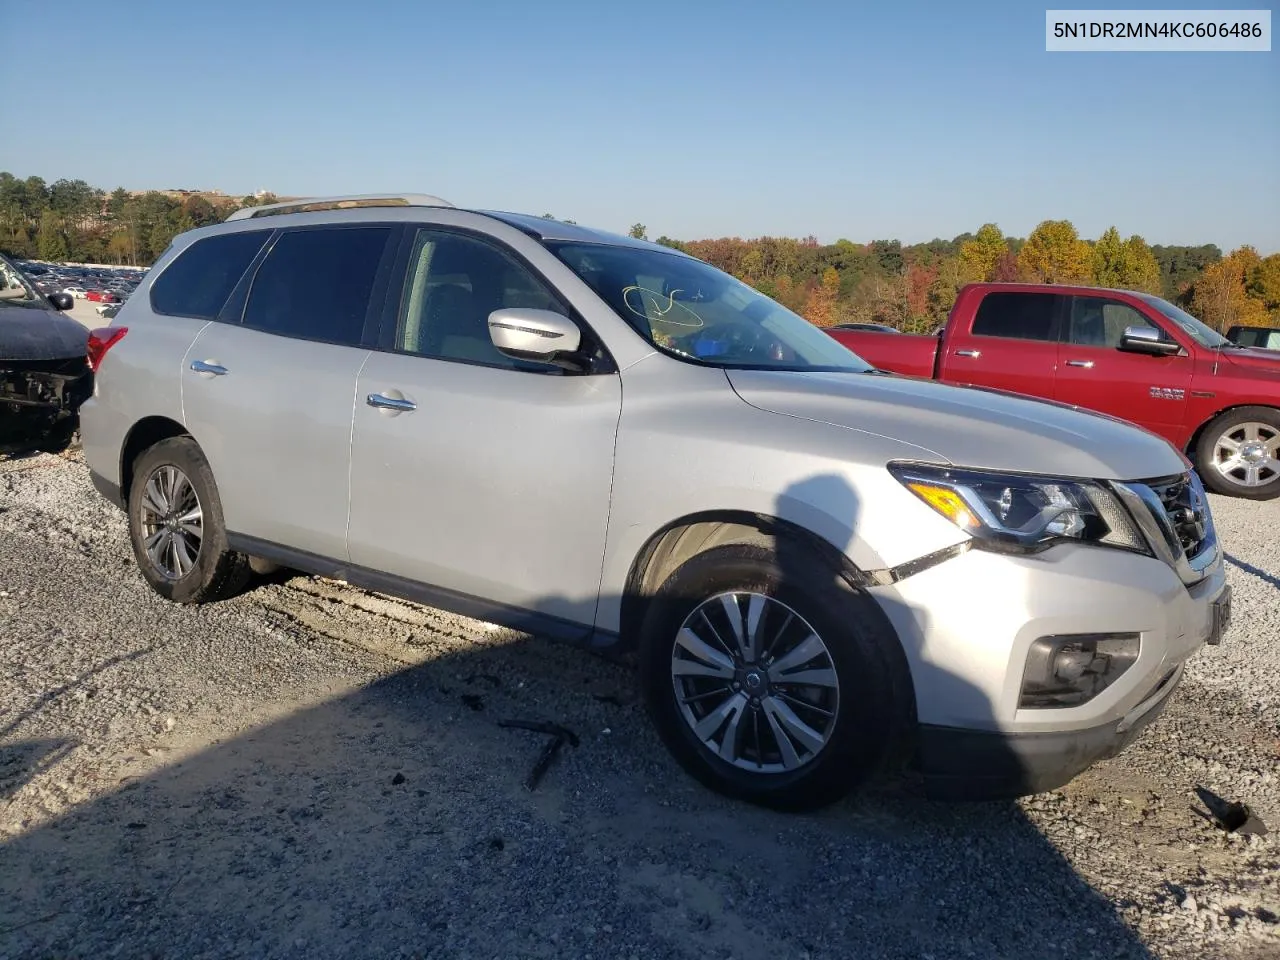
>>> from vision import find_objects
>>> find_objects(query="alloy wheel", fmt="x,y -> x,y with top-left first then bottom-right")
671,591 -> 840,773
1212,421 -> 1280,488
138,464 -> 204,580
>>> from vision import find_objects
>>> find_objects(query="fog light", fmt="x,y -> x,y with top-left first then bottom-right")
1019,633 -> 1140,708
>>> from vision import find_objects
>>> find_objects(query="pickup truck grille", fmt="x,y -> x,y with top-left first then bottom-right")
1146,473 -> 1211,562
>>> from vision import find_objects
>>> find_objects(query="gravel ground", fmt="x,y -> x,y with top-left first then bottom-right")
0,451 -> 1276,960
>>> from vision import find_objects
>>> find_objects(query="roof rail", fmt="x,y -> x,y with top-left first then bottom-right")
225,193 -> 454,221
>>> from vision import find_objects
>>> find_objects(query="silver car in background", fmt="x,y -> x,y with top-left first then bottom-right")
79,195 -> 1230,809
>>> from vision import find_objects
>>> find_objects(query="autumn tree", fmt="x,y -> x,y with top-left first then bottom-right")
1092,227 -> 1162,292
1017,220 -> 1092,283
958,223 -> 1009,283
905,263 -> 937,318
991,250 -> 1020,282
1247,253 -> 1280,314
800,267 -> 841,327
1191,247 -> 1270,330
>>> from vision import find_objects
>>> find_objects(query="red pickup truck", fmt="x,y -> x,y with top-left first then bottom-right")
829,283 -> 1280,500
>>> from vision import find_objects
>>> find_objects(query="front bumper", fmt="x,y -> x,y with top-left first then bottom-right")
869,532 -> 1228,797
918,661 -> 1183,800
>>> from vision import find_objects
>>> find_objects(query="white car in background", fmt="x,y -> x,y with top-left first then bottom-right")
63,285 -> 87,298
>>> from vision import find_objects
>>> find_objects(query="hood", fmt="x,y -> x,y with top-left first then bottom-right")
1219,346 -> 1280,383
727,369 -> 1188,481
0,302 -> 90,361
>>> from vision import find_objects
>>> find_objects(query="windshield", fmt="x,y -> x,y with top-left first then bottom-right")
0,255 -> 45,310
547,241 -> 872,372
1135,293 -> 1230,349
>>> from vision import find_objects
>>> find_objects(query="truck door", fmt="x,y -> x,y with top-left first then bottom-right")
941,291 -> 1064,399
1053,294 -> 1192,445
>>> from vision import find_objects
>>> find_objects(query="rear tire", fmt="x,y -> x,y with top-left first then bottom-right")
1195,407 -> 1280,500
639,541 -> 910,812
127,437 -> 250,603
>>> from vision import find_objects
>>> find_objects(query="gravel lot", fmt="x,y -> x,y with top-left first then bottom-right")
1,451 -> 1277,960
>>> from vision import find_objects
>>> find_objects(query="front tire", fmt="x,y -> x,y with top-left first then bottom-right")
639,541 -> 910,811
1195,407 -> 1280,500
127,437 -> 250,603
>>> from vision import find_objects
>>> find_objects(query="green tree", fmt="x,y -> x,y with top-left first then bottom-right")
37,211 -> 69,261
628,223 -> 648,240
1017,220 -> 1092,283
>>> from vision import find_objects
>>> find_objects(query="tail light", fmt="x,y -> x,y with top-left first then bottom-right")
87,326 -> 128,372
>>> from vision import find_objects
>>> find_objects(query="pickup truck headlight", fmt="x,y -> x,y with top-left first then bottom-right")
889,463 -> 1148,555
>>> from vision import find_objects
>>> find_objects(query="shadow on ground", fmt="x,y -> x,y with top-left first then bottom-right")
0,630 -> 1151,960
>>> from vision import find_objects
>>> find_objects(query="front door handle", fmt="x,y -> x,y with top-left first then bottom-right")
366,392 -> 417,413
190,359 -> 228,376
954,349 -> 981,358
1065,359 -> 1095,369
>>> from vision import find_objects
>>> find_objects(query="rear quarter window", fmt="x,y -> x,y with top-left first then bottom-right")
150,231 -> 272,320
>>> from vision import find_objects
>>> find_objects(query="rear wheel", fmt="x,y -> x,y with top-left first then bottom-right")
639,541 -> 909,811
1195,407 -> 1280,500
127,437 -> 250,603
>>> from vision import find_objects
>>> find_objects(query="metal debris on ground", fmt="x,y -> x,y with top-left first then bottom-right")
1193,786 -> 1269,836
498,719 -> 580,791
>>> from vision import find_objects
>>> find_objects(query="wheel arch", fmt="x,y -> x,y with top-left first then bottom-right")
119,415 -> 192,506
1186,402 -> 1280,456
621,509 -> 920,776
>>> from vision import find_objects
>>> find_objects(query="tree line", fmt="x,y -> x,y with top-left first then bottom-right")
641,221 -> 1278,335
0,173 -> 276,268
3,172 -> 1276,334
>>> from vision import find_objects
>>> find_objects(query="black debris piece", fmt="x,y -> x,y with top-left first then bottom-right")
1193,786 -> 1268,836
498,719 -> 580,791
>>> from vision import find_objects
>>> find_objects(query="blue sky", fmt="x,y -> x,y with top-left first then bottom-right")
2,0 -> 1276,250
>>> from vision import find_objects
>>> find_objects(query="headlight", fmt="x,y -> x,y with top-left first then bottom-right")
889,463 -> 1148,555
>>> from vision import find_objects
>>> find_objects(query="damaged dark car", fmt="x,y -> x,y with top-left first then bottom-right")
1,253 -> 92,454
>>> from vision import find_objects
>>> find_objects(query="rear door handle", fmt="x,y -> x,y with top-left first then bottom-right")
190,359 -> 228,376
366,393 -> 417,412
954,349 -> 981,358
1065,359 -> 1095,368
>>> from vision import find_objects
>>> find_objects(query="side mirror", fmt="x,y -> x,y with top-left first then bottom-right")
48,292 -> 74,311
1118,325 -> 1181,356
488,308 -> 582,366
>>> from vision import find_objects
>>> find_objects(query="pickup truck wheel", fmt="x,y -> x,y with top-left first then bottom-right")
127,437 -> 250,603
1196,407 -> 1280,500
638,541 -> 905,811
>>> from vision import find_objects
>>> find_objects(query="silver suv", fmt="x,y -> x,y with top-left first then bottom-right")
80,194 -> 1231,809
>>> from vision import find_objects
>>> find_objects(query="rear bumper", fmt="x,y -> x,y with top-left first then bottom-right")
89,469 -> 123,510
918,664 -> 1183,800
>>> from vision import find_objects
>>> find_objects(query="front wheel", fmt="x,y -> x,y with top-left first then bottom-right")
1195,407 -> 1280,500
127,437 -> 250,603
639,541 -> 909,811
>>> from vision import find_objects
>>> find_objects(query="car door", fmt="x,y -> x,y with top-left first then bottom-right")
346,227 -> 622,630
182,224 -> 397,560
1053,294 -> 1192,443
941,291 -> 1063,399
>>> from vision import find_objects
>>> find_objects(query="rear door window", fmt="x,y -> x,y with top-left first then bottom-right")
242,227 -> 393,346
970,292 -> 1062,341
150,231 -> 271,319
